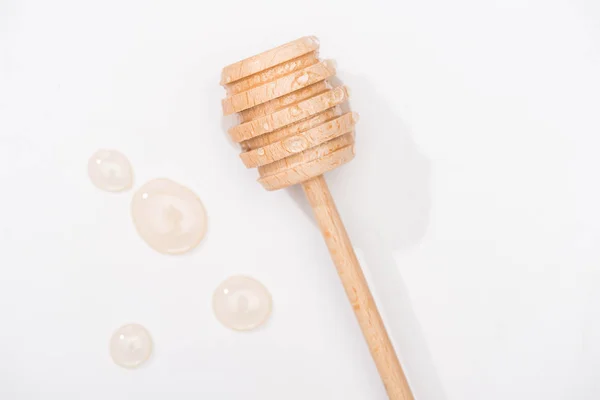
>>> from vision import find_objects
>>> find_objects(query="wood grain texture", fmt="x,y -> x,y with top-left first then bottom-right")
240,112 -> 357,168
221,36 -> 320,86
221,36 -> 414,399
222,59 -> 335,115
228,84 -> 349,144
302,176 -> 414,400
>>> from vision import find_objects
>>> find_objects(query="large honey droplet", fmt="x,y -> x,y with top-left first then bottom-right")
131,178 -> 207,255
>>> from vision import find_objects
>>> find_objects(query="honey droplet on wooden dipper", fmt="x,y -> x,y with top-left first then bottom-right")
221,36 -> 358,191
131,178 -> 207,255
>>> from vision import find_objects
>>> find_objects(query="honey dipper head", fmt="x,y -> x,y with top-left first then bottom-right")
221,36 -> 357,191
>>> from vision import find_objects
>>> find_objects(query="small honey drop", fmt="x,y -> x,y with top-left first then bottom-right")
88,149 -> 133,192
257,148 -> 265,156
290,106 -> 302,117
283,136 -> 308,153
345,85 -> 352,98
333,87 -> 346,102
323,59 -> 336,70
131,178 -> 207,255
305,36 -> 320,47
109,324 -> 152,369
295,73 -> 309,86
213,276 -> 272,331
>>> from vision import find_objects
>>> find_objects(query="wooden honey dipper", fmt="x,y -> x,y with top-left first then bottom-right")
220,36 -> 414,400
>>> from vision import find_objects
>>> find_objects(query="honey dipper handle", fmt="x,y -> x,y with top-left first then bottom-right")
302,175 -> 414,400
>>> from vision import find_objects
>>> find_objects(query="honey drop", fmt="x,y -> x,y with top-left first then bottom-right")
88,149 -> 133,192
131,178 -> 207,255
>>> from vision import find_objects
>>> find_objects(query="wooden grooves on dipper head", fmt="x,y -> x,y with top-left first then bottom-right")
221,36 -> 358,191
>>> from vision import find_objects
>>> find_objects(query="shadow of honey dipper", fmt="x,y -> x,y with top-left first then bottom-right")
327,74 -> 444,400
288,73 -> 445,400
220,36 -> 416,400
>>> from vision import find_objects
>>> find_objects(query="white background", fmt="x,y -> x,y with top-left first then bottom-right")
1,0 -> 599,399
